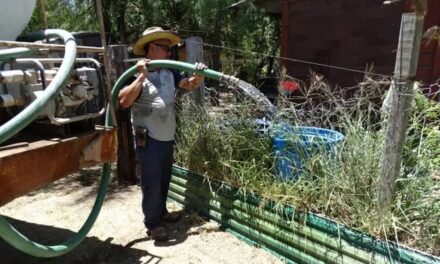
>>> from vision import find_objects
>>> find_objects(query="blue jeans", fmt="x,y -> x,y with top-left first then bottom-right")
136,136 -> 174,229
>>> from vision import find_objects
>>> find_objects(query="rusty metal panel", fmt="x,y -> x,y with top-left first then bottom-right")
278,0 -> 439,87
420,0 -> 440,84
280,0 -> 403,87
0,127 -> 117,206
281,0 -> 290,63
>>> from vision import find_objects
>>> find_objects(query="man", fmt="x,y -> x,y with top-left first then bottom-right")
118,27 -> 206,241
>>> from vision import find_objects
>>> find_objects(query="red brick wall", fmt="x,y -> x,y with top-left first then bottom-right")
281,0 -> 404,87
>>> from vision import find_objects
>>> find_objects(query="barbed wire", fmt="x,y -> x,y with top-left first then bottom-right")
184,39 -> 393,79
124,37 -> 394,81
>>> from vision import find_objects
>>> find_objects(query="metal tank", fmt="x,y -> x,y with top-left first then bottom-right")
0,0 -> 36,41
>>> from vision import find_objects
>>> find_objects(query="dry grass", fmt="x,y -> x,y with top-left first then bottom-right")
174,72 -> 440,255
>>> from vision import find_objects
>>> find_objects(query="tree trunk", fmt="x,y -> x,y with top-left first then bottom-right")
109,45 -> 137,185
101,0 -> 112,43
212,10 -> 222,72
116,1 -> 128,44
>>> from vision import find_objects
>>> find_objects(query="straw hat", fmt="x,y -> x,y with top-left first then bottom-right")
132,27 -> 181,56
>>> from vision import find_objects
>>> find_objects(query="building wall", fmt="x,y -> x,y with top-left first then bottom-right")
412,0 -> 440,97
280,0 -> 439,88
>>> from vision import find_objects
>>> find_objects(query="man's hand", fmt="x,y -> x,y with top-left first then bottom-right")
118,59 -> 149,108
178,62 -> 208,90
136,59 -> 149,79
192,62 -> 208,87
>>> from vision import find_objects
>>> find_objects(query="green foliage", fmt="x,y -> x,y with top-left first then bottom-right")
23,0 -> 279,78
175,101 -> 273,186
24,0 -> 98,34
403,92 -> 440,174
223,5 -> 280,79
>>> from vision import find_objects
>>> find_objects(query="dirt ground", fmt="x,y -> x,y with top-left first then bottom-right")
0,166 -> 283,264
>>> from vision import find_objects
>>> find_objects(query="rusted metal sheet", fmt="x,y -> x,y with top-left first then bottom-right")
407,0 -> 440,99
421,0 -> 440,84
269,0 -> 440,88
0,126 -> 117,206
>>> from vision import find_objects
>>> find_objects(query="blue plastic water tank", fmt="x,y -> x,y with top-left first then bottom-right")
272,125 -> 344,180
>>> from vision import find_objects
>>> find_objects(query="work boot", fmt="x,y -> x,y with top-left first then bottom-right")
161,211 -> 182,223
147,226 -> 168,241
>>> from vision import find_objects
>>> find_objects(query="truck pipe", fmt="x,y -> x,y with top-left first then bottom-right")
0,47 -> 37,61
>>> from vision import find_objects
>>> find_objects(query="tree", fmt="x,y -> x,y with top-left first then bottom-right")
24,0 -> 98,34
25,0 -> 279,77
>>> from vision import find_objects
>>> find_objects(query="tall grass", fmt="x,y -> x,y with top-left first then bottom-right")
174,74 -> 440,255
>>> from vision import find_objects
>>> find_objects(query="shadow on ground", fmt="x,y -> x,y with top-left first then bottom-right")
0,217 -> 159,264
1,209 -> 209,264
28,165 -> 137,204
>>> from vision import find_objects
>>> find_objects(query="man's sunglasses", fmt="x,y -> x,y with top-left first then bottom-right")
152,42 -> 172,52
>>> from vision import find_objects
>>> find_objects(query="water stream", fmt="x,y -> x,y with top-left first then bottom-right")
234,80 -> 277,117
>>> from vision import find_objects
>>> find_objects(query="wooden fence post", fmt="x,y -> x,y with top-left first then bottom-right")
96,0 -> 116,127
97,0 -> 136,184
185,36 -> 205,105
108,45 -> 137,184
378,13 -> 424,210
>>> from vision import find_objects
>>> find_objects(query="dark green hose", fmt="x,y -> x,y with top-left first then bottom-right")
0,163 -> 111,257
0,29 -> 113,258
109,59 -> 230,112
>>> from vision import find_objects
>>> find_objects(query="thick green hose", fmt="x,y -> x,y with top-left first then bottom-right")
0,29 -> 113,258
109,59 -> 276,119
106,59 -> 233,134
0,47 -> 37,61
110,59 -> 226,110
0,163 -> 111,257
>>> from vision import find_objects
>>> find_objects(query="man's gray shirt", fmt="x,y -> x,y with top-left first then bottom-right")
132,69 -> 179,141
